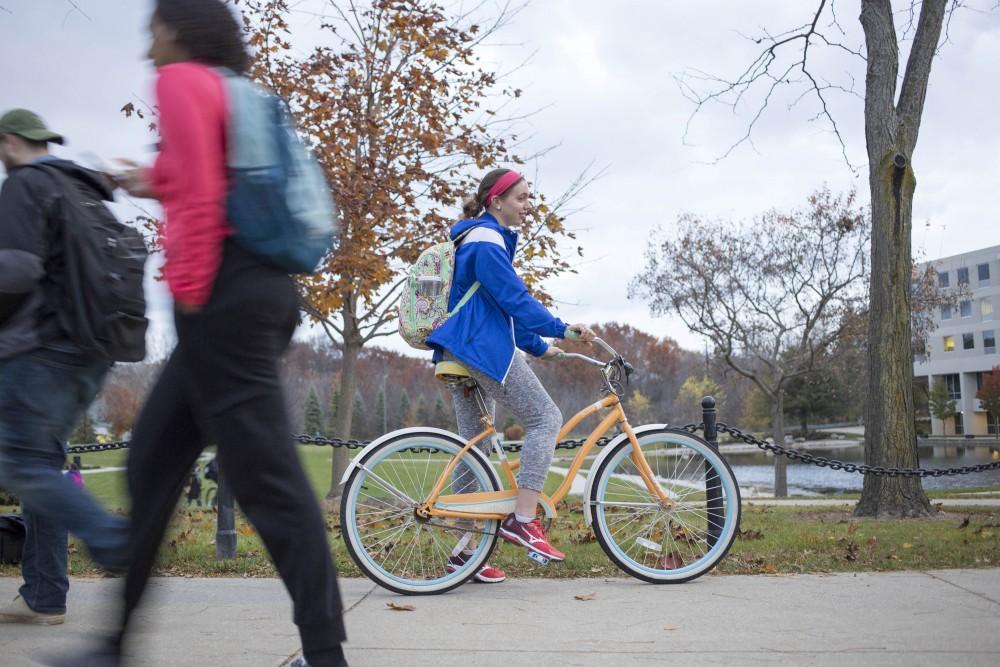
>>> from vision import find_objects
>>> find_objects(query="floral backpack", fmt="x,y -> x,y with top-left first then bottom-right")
398,228 -> 479,350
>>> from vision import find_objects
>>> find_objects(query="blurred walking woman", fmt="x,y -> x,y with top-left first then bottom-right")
113,1 -> 346,665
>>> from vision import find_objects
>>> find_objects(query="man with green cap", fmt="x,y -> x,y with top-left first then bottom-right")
0,109 -> 128,625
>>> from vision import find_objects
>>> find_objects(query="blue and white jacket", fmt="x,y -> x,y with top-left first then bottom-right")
427,213 -> 568,383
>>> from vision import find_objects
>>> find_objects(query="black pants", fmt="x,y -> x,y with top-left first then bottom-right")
120,241 -> 346,658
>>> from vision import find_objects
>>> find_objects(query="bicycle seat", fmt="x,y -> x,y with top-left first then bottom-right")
434,360 -> 471,383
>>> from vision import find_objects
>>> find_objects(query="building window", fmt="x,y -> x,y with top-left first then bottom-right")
979,263 -> 991,286
955,412 -> 964,435
944,373 -> 961,399
985,329 -> 996,353
983,299 -> 994,321
963,332 -> 975,350
943,335 -> 955,352
960,300 -> 972,318
941,305 -> 952,320
938,271 -> 950,288
958,267 -> 970,285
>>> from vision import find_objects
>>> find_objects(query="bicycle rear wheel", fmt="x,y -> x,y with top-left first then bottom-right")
341,429 -> 501,595
589,427 -> 740,583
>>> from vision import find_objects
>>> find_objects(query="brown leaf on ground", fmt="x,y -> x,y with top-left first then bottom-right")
574,592 -> 597,601
763,563 -> 777,574
658,551 -> 685,569
738,528 -> 763,540
847,522 -> 859,534
386,602 -> 416,612
844,541 -> 859,562
238,524 -> 255,537
664,626 -> 680,631
866,535 -> 878,548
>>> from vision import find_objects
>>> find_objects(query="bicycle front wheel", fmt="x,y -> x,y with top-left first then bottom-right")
590,427 -> 740,583
341,429 -> 501,595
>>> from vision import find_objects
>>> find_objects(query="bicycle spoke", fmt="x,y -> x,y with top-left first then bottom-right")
344,434 -> 500,592
592,431 -> 739,582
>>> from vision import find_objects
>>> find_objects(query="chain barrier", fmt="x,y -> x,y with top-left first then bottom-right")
65,434 -> 615,455
67,422 -> 1000,477
65,441 -> 131,455
695,422 -> 1000,478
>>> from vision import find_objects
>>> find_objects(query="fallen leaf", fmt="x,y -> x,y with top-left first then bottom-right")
847,522 -> 858,534
386,602 -> 416,612
866,535 -> 878,548
574,592 -> 597,601
902,543 -> 913,549
664,626 -> 679,631
738,528 -> 763,540
658,551 -> 686,569
238,524 -> 255,537
763,563 -> 777,574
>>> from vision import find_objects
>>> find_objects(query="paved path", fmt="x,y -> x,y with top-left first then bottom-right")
2,570 -> 999,666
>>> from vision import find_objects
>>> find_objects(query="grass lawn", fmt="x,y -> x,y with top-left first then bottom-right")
2,446 -> 998,580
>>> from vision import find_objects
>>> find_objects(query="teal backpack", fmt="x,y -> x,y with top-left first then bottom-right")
217,70 -> 337,274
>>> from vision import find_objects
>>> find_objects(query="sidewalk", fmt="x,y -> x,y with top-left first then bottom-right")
2,570 -> 999,666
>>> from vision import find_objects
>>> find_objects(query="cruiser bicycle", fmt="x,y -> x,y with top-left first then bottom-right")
339,338 -> 741,594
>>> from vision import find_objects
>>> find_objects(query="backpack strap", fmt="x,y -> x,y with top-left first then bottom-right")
446,224 -> 503,317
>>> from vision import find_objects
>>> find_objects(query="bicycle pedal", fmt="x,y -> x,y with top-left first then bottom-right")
526,550 -> 551,565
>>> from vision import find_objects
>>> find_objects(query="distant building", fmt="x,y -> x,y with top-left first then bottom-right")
914,245 -> 1000,436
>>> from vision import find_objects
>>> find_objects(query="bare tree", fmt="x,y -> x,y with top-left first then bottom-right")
677,0 -> 987,516
632,189 -> 869,496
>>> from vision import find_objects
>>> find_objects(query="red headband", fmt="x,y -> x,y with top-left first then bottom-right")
482,171 -> 523,209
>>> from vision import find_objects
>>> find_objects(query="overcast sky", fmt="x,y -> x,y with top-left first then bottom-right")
2,1 -> 998,356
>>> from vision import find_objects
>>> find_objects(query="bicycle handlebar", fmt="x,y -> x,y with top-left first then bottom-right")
555,337 -> 621,367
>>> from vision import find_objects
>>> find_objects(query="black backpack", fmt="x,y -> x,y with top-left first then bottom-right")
0,514 -> 25,565
31,163 -> 149,362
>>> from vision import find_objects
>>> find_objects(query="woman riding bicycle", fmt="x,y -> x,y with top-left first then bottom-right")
427,168 -> 594,582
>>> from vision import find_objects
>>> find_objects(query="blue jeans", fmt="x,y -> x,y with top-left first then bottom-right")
0,347 -> 126,614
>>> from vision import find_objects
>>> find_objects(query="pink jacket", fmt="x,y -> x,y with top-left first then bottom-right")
152,63 -> 232,306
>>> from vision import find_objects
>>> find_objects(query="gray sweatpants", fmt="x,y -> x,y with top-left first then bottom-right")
447,352 -> 562,493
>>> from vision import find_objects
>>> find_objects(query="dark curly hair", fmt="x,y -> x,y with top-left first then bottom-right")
154,0 -> 249,74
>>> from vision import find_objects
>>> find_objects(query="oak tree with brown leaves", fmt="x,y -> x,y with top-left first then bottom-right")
239,0 -> 586,503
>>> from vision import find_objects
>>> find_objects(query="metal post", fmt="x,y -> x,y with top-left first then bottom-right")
702,396 -> 723,547
215,472 -> 237,559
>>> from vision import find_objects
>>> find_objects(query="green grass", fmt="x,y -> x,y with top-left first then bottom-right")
2,448 -> 998,580
2,502 -> 997,581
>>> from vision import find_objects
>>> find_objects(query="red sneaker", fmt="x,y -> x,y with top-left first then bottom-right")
499,514 -> 565,561
446,553 -> 507,583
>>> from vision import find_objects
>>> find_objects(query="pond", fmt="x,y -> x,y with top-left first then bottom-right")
723,442 -> 1000,495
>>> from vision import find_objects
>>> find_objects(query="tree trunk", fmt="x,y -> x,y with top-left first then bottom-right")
856,151 -> 932,517
326,300 -> 364,512
772,391 -> 788,498
855,0 -> 944,518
